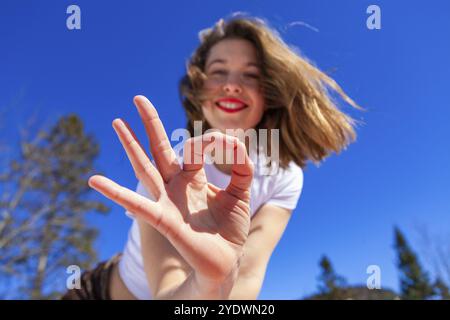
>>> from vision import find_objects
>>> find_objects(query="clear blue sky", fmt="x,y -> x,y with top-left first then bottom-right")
1,0 -> 449,299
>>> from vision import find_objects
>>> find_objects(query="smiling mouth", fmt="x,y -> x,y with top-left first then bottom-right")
215,101 -> 249,113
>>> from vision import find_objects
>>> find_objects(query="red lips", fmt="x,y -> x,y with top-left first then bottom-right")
215,97 -> 248,113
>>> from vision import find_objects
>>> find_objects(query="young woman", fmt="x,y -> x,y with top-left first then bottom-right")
63,15 -> 360,300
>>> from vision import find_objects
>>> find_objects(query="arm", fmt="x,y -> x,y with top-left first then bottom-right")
92,96 -> 255,300
109,260 -> 137,299
229,204 -> 292,299
137,203 -> 292,300
108,242 -> 239,300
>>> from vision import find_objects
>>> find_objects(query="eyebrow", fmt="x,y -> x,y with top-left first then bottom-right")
206,59 -> 260,69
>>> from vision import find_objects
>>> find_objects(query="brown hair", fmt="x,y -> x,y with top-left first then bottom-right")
179,15 -> 363,169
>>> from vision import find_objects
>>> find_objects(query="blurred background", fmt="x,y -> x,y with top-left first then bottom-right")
0,0 -> 449,299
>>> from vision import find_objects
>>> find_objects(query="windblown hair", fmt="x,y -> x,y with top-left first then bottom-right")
179,15 -> 363,169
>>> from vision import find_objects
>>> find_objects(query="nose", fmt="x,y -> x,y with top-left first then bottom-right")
222,75 -> 242,94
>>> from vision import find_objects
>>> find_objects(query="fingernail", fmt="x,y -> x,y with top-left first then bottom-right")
112,118 -> 122,129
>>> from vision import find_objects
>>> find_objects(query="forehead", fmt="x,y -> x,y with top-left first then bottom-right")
205,38 -> 259,67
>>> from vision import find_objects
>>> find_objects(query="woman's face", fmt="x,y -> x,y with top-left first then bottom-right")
201,38 -> 265,132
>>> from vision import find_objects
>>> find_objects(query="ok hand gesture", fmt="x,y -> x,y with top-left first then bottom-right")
88,96 -> 254,287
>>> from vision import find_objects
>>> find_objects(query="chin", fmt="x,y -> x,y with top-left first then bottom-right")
214,120 -> 246,130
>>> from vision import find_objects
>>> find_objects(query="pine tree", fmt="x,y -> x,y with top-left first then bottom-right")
316,255 -> 347,299
434,277 -> 450,300
0,114 -> 110,299
393,227 -> 434,300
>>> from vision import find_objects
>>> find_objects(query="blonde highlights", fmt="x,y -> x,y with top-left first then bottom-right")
179,15 -> 362,169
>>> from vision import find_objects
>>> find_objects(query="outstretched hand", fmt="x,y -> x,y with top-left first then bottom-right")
88,95 -> 254,285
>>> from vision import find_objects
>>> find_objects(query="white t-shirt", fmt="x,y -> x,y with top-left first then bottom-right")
118,155 -> 304,300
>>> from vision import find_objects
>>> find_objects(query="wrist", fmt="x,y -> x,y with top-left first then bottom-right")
192,264 -> 240,300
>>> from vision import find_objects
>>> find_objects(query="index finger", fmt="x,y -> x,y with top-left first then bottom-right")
182,132 -> 254,202
133,95 -> 181,183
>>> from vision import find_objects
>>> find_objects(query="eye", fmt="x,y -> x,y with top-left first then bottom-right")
211,70 -> 227,75
244,73 -> 260,79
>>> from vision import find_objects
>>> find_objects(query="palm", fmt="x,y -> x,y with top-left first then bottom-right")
157,169 -> 250,279
88,96 -> 253,282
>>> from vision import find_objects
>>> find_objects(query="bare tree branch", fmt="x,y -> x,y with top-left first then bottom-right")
0,113 -> 110,299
